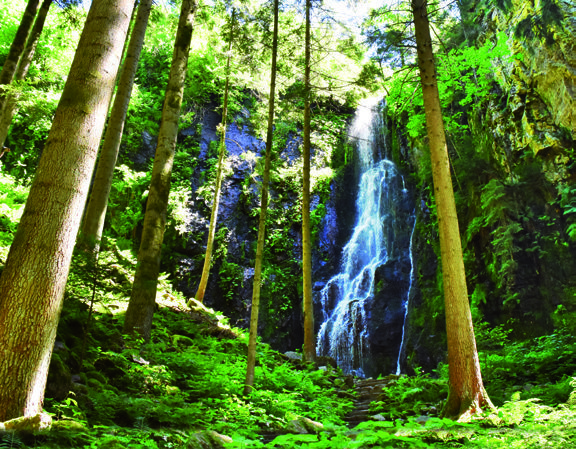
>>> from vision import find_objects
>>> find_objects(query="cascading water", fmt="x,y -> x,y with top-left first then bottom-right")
316,99 -> 415,376
395,216 -> 416,375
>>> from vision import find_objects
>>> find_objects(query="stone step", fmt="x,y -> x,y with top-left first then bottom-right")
344,377 -> 395,428
348,408 -> 372,416
260,433 -> 281,444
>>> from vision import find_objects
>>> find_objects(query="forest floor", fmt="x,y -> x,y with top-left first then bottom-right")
1,253 -> 576,448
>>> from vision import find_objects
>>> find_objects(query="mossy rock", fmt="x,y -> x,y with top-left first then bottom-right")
46,353 -> 72,400
172,334 -> 195,348
87,377 -> 105,391
0,413 -> 52,432
71,382 -> 89,396
51,419 -> 87,432
187,430 -> 232,449
94,355 -> 129,388
87,370 -> 107,384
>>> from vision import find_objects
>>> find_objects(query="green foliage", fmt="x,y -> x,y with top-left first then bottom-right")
560,183 -> 576,241
385,32 -> 513,140
260,264 -> 296,332
218,259 -> 244,302
107,164 -> 151,241
478,327 -> 576,406
0,0 -> 83,178
40,290 -> 354,447
370,370 -> 447,420
0,432 -> 23,449
0,163 -> 29,261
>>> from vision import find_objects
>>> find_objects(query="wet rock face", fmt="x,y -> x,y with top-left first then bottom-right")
314,162 -> 357,279
175,109 -> 265,323
172,106 -> 315,352
132,130 -> 158,171
365,259 -> 410,375
364,187 -> 416,376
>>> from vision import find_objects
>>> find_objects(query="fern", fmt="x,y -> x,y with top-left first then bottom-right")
0,433 -> 23,449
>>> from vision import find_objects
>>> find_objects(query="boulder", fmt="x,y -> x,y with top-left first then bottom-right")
187,430 -> 232,449
284,351 -> 302,361
285,417 -> 324,435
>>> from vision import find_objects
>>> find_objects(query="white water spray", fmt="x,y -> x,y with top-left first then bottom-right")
316,99 -> 415,376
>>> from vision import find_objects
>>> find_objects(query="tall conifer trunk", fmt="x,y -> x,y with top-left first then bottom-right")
0,0 -> 52,149
244,0 -> 279,395
81,0 -> 153,249
123,0 -> 198,340
411,0 -> 493,419
302,0 -> 316,363
195,9 -> 236,303
0,0 -> 133,422
0,0 -> 41,115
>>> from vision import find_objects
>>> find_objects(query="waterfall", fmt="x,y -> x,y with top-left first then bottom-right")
316,99 -> 415,376
395,215 -> 416,375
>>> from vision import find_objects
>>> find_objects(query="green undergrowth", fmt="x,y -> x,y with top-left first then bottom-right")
21,270 -> 354,448
25,305 -> 576,449
479,325 -> 576,407
224,401 -> 576,448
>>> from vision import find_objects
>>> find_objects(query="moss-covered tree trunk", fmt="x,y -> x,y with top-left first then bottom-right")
123,0 -> 197,340
302,0 -> 316,363
244,0 -> 279,395
411,0 -> 493,419
0,0 -> 51,149
0,0 -> 133,422
81,0 -> 153,250
0,0 -> 41,115
195,9 -> 236,303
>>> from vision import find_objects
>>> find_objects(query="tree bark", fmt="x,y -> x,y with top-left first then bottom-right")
81,0 -> 153,250
0,0 -> 133,422
195,8 -> 236,303
123,0 -> 198,341
0,0 -> 42,115
244,0 -> 279,395
302,0 -> 316,363
411,0 -> 493,419
0,0 -> 52,150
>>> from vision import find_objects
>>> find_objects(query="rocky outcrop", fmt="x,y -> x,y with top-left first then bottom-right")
496,1 -> 575,140
169,100 -> 355,354
486,1 -> 576,156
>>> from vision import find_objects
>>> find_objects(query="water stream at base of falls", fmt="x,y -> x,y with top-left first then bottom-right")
316,99 -> 415,377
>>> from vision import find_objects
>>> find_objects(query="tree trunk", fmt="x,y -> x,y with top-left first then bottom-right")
0,0 -> 52,149
195,9 -> 236,303
411,0 -> 493,419
302,0 -> 316,363
81,0 -> 153,250
0,0 -> 42,115
0,0 -> 133,422
123,0 -> 198,340
244,0 -> 279,395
